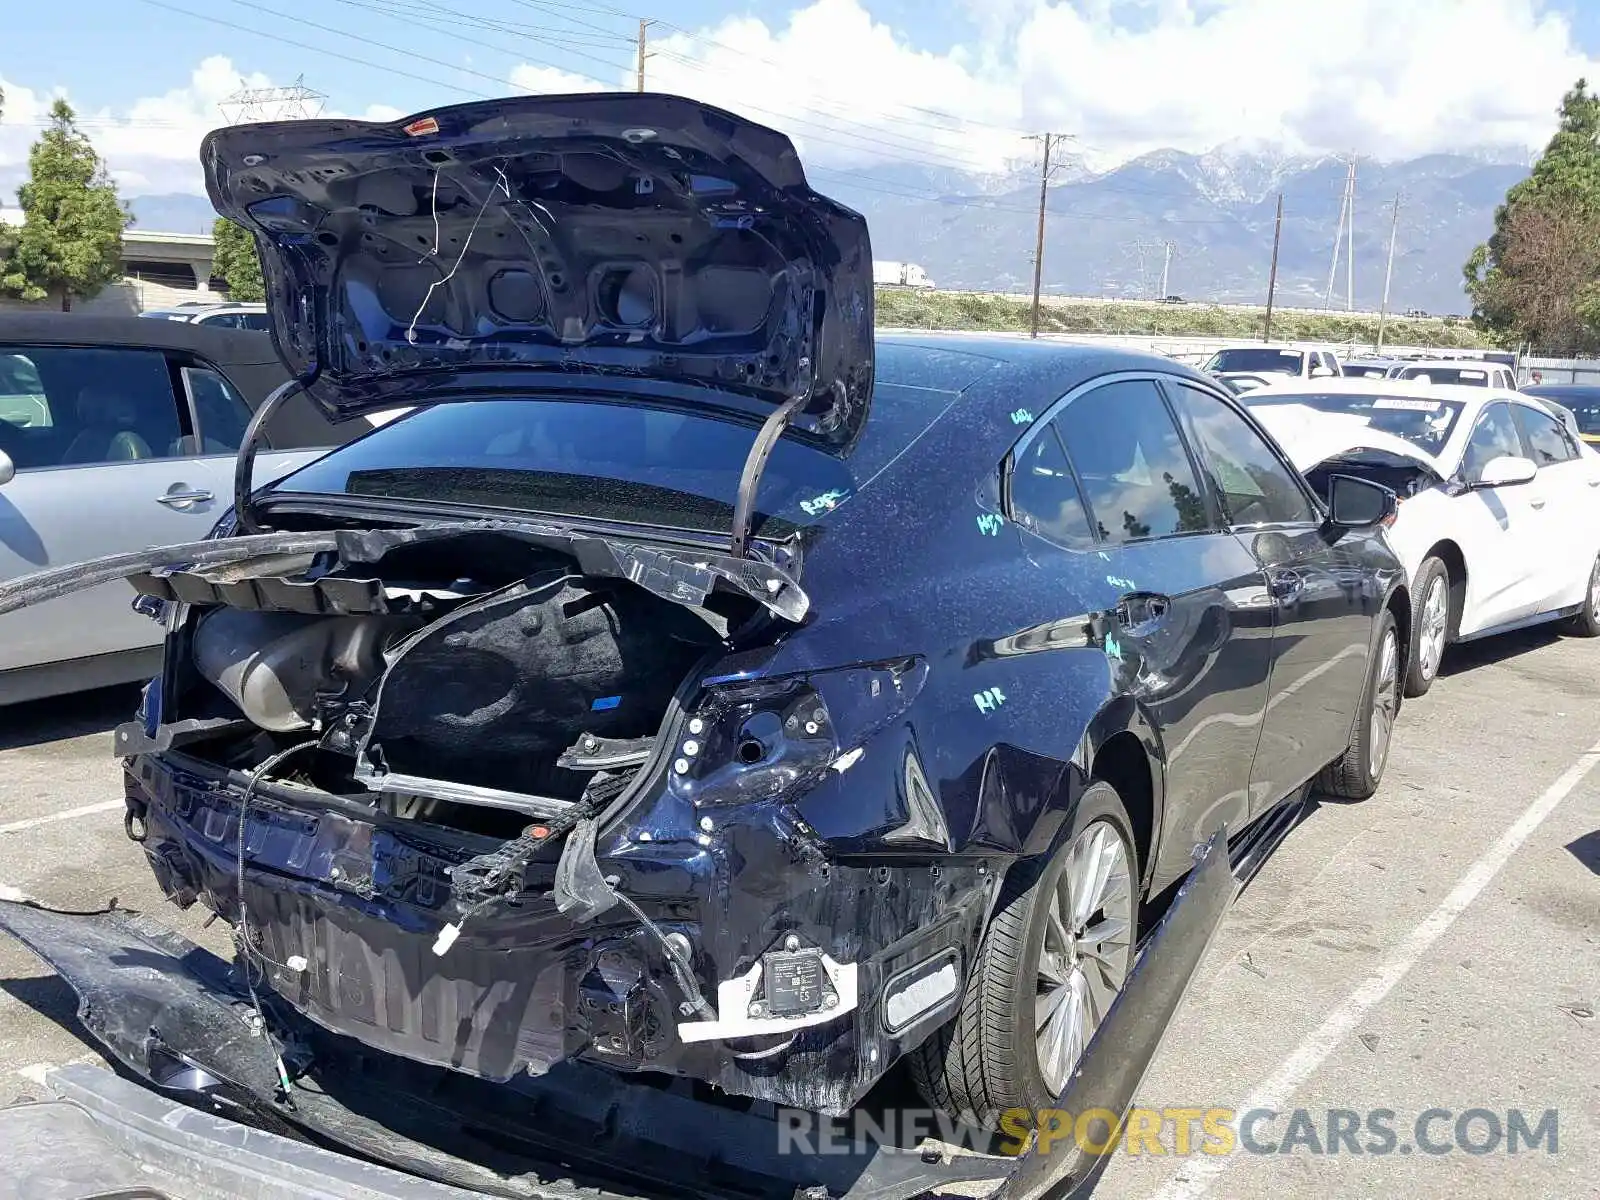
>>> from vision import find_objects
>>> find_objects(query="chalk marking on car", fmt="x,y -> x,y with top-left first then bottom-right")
976,513 -> 1004,536
1150,736 -> 1600,1200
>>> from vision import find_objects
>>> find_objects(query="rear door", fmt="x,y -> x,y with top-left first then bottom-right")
1015,376 -> 1275,892
1510,400 -> 1600,612
1167,380 -> 1373,812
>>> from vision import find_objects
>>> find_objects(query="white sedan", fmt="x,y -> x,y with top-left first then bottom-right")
1241,378 -> 1600,696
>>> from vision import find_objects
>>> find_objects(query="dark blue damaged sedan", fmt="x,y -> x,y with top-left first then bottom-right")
0,93 -> 1410,1195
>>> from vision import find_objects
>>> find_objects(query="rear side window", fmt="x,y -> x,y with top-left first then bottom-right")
0,346 -> 183,469
1054,379 -> 1212,542
1513,404 -> 1577,465
181,366 -> 255,454
1009,423 -> 1094,544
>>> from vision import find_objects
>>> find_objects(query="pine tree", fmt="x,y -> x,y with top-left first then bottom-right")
0,99 -> 132,311
211,217 -> 265,302
1465,80 -> 1600,351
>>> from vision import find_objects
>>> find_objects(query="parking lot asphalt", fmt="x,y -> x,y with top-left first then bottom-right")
0,628 -> 1596,1198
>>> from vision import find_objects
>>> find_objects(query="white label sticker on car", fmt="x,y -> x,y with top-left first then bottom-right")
1372,397 -> 1441,412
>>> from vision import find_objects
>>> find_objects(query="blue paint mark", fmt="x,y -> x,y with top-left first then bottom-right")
973,687 -> 1008,714
591,695 -> 621,711
1104,634 -> 1123,661
977,513 -> 1004,536
1010,408 -> 1034,425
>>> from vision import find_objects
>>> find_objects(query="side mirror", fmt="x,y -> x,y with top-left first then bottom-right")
1327,473 -> 1397,528
0,448 -> 14,487
1471,454 -> 1538,488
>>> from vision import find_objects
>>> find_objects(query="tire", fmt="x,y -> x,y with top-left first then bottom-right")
1318,607 -> 1400,801
1404,557 -> 1450,697
1564,553 -> 1600,637
908,781 -> 1138,1122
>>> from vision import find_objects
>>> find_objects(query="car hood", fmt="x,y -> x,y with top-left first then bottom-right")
202,93 -> 875,449
1249,403 -> 1443,473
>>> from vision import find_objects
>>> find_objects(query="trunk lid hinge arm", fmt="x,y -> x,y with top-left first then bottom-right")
233,375 -> 316,536
730,391 -> 811,560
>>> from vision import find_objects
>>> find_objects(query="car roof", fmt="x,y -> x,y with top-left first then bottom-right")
875,331 -> 1217,393
0,312 -> 282,365
1524,384 -> 1600,399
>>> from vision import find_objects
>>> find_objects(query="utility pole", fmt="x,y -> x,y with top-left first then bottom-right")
1264,192 -> 1283,341
1027,132 -> 1072,338
1346,157 -> 1356,312
636,18 -> 656,92
1324,157 -> 1355,309
1377,193 -> 1401,351
1159,239 -> 1175,299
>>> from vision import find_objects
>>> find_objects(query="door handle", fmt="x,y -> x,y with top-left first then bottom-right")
1529,496 -> 1547,509
1588,479 -> 1600,488
157,487 -> 214,508
1268,569 -> 1304,603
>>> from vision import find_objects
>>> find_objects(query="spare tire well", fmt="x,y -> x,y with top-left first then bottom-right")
1091,731 -> 1154,888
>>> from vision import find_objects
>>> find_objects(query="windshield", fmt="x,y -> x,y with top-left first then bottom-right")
272,383 -> 955,538
1243,390 -> 1468,455
1393,364 -> 1490,386
1204,348 -> 1305,375
1343,364 -> 1392,378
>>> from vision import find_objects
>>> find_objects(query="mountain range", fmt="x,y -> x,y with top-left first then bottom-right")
125,145 -> 1531,316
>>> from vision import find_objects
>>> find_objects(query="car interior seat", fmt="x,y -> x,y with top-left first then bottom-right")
60,386 -> 156,464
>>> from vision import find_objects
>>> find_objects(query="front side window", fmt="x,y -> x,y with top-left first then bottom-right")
0,346 -> 182,469
1513,404 -> 1577,466
1053,379 -> 1212,543
1008,422 -> 1093,544
1462,403 -> 1524,479
1173,384 -> 1317,526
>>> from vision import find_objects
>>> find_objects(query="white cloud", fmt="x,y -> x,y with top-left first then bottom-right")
1,0 -> 1594,212
0,57 -> 403,203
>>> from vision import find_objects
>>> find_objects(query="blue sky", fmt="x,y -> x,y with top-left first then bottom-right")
5,1 -> 1600,198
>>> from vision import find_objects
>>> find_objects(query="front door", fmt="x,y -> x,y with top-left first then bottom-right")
0,344 -> 302,679
1166,380 -> 1375,811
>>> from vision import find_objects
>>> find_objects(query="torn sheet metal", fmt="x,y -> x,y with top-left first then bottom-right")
0,519 -> 808,622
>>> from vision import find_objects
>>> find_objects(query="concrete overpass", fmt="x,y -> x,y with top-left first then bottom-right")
0,211 -> 221,314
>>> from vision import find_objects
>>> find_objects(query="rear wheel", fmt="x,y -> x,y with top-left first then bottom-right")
1564,554 -> 1600,638
1318,608 -> 1399,801
908,782 -> 1137,1121
1404,558 -> 1450,697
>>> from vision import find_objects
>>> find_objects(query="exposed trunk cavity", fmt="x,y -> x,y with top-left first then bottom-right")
154,529 -> 742,836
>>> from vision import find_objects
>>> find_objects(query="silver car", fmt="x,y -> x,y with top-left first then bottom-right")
0,314 -> 350,704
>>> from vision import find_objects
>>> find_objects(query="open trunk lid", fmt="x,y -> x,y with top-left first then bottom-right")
202,93 -> 875,449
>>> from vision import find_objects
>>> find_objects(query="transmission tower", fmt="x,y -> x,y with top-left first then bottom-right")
219,75 -> 326,125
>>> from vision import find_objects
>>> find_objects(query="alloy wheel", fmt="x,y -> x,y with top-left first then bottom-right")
1035,820 -> 1135,1095
1418,576 -> 1449,681
1590,557 -> 1600,617
1369,628 -> 1399,778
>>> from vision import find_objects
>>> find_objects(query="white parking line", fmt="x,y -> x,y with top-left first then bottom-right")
1151,738 -> 1600,1200
0,800 -> 122,835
